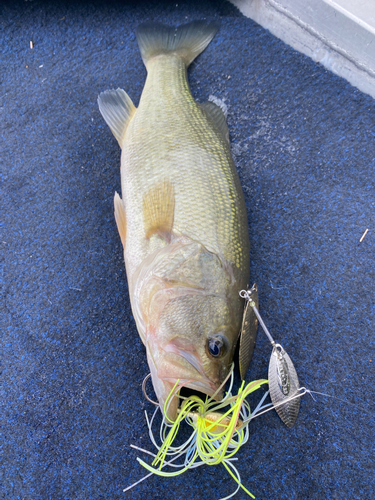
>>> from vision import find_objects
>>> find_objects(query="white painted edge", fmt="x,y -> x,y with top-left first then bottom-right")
230,0 -> 375,99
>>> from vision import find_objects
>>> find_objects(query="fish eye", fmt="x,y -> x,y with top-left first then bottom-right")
207,335 -> 226,358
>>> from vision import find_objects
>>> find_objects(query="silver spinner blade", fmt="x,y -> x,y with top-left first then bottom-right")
239,284 -> 259,380
239,287 -> 301,428
268,344 -> 300,428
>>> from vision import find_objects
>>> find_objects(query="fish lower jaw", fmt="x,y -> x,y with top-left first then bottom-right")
163,378 -> 223,407
160,378 -> 223,422
145,345 -> 222,418
178,380 -> 221,399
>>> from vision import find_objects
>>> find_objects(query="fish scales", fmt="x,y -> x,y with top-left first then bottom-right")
124,55 -> 248,281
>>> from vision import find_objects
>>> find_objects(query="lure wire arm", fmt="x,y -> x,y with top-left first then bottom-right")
239,289 -> 276,346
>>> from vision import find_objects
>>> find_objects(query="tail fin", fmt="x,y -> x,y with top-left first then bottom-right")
135,21 -> 219,69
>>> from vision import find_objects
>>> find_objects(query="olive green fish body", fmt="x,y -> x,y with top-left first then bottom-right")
98,22 -> 250,420
123,54 -> 249,285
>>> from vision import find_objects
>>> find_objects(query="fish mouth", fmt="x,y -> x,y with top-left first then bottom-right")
146,340 -> 223,421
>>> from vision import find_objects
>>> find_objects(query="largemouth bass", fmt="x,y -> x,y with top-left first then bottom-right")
98,21 -> 250,420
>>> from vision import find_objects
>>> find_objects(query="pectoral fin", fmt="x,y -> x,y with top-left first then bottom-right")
143,180 -> 175,242
98,89 -> 136,147
114,192 -> 127,248
239,283 -> 259,380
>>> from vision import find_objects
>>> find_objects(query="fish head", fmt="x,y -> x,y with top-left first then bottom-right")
134,239 -> 243,421
146,293 -> 239,420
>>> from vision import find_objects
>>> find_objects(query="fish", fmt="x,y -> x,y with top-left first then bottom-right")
98,21 -> 251,421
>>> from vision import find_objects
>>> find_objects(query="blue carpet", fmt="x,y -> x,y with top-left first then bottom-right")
2,1 -> 374,499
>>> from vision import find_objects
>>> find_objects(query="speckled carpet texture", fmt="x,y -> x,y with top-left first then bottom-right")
2,0 -> 374,499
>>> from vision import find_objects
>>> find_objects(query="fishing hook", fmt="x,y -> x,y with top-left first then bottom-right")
142,373 -> 159,406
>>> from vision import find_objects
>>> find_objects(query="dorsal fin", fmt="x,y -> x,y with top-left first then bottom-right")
98,89 -> 136,147
200,100 -> 229,143
143,180 -> 175,242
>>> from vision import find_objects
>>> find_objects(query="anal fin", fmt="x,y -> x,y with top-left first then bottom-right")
114,192 -> 127,248
98,89 -> 136,147
143,180 -> 175,242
